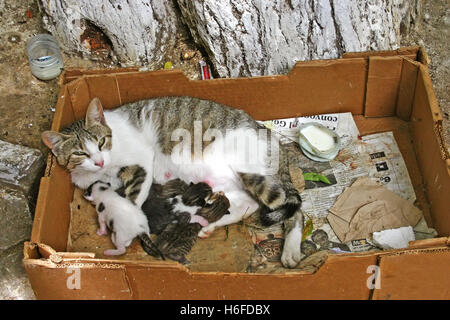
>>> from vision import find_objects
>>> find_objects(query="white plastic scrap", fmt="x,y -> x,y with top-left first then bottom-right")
372,226 -> 415,250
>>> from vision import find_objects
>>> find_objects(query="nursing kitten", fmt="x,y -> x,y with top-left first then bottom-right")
115,166 -> 208,258
146,190 -> 231,264
42,96 -> 304,268
182,182 -> 213,206
197,191 -> 230,223
146,212 -> 199,264
83,181 -> 150,256
116,165 -> 229,263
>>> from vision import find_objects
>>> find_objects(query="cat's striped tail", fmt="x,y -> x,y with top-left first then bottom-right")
238,142 -> 303,226
139,233 -> 165,260
259,193 -> 302,226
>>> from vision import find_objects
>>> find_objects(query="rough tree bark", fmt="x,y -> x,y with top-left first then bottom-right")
40,0 -> 421,76
177,0 -> 421,77
39,0 -> 181,67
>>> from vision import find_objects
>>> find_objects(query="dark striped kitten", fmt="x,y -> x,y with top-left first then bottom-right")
115,165 -> 230,263
144,190 -> 231,264
114,165 -> 206,260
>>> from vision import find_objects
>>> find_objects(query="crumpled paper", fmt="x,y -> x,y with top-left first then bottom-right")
327,177 -> 423,242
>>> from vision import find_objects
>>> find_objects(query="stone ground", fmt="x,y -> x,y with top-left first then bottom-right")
0,0 -> 448,299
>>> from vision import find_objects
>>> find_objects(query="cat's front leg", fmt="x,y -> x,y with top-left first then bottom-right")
280,210 -> 303,268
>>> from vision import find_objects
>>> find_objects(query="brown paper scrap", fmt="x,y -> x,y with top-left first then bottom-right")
327,176 -> 422,242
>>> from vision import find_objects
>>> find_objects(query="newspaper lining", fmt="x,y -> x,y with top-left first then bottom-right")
260,113 -> 416,221
249,113 -> 419,273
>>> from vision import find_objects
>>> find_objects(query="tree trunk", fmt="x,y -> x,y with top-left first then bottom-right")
177,0 -> 421,77
40,0 -> 421,76
39,0 -> 181,67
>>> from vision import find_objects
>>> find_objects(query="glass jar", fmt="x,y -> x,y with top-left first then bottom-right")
27,34 -> 64,81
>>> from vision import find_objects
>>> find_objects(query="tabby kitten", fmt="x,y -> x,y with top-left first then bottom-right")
116,165 -> 228,263
42,96 -> 303,268
115,166 -> 206,257
144,190 -> 231,264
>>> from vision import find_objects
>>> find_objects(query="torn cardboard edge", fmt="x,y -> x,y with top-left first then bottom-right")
341,46 -> 429,66
410,64 -> 450,235
23,239 -> 449,272
63,59 -> 368,122
61,58 -> 420,128
59,46 -> 428,125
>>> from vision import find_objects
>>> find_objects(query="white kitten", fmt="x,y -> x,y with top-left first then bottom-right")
84,181 -> 150,256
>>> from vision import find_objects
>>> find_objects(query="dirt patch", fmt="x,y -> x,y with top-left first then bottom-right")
0,0 -> 207,155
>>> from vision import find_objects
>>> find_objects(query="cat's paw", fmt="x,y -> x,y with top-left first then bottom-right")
96,228 -> 107,236
281,227 -> 303,268
198,224 -> 216,239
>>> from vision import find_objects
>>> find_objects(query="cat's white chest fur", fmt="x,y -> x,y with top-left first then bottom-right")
106,111 -> 156,167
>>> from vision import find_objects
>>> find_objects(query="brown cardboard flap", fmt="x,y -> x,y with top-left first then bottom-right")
67,78 -> 92,121
411,65 -> 450,236
24,261 -> 132,300
115,69 -> 190,105
67,58 -> 367,121
57,252 -> 96,259
343,46 -> 419,61
24,252 -> 376,299
31,166 -> 73,251
373,248 -> 450,299
408,237 -> 450,249
396,58 -> 420,121
365,56 -> 403,117
23,242 -> 40,260
85,75 -> 123,109
61,67 -> 139,85
417,46 -> 431,65
51,87 -> 75,131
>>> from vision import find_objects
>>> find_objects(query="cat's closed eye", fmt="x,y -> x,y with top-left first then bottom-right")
98,137 -> 106,150
73,151 -> 89,156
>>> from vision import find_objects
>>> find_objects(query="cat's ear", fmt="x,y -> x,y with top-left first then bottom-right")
85,97 -> 106,127
42,131 -> 70,151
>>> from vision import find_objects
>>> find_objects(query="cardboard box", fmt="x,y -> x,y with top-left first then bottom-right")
24,47 -> 450,299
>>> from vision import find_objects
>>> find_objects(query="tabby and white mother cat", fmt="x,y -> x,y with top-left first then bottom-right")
42,96 -> 304,268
